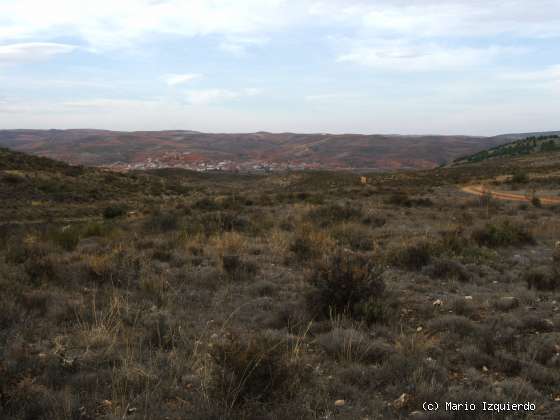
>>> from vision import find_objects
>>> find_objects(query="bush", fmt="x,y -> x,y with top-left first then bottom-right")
385,192 -> 412,207
315,328 -> 392,363
103,204 -> 127,219
194,211 -> 253,235
49,226 -> 80,251
221,255 -> 257,281
144,210 -> 180,232
289,236 -> 319,262
208,333 -> 293,409
307,203 -> 363,227
525,267 -> 559,291
306,252 -> 388,322
511,171 -> 529,184
472,221 -> 534,248
424,258 -> 470,282
82,221 -> 113,238
388,241 -> 435,270
331,224 -> 374,251
385,193 -> 433,208
85,250 -> 143,286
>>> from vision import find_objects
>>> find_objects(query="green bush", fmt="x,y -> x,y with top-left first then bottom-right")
472,221 -> 534,248
144,210 -> 181,232
49,226 -> 81,251
511,171 -> 529,184
103,204 -> 127,219
307,203 -> 363,227
388,241 -> 435,270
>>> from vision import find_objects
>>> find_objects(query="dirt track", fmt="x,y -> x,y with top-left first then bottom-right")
461,185 -> 560,205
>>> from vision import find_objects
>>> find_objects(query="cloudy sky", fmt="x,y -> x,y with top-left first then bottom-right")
0,0 -> 559,135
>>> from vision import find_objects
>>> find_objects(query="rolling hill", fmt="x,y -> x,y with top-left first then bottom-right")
453,134 -> 560,165
0,129 -> 544,171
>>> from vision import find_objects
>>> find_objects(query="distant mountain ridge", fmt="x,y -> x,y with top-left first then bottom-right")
0,129 -> 558,171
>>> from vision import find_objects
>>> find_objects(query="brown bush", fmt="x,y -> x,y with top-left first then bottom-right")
306,252 -> 392,323
208,333 -> 295,409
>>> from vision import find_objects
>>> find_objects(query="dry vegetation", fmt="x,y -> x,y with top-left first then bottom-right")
2,147 -> 560,419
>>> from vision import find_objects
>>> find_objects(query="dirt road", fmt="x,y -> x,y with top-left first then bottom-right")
461,185 -> 560,205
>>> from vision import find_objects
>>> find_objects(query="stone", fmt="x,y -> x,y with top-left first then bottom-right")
496,296 -> 519,311
393,393 -> 409,409
335,399 -> 346,407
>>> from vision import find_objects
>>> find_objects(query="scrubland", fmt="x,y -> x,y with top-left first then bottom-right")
2,148 -> 560,419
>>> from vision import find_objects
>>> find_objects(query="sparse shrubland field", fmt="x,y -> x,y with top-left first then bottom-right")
3,147 -> 560,419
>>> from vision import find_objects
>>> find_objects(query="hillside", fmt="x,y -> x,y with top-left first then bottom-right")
0,129 -> 525,171
453,134 -> 560,165
2,147 -> 560,419
0,147 -> 196,223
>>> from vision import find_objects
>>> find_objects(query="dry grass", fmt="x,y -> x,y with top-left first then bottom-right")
3,155 -> 560,419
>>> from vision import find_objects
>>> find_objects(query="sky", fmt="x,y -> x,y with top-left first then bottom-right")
0,0 -> 559,135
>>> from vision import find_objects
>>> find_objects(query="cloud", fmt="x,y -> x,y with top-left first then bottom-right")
218,35 -> 269,56
500,65 -> 560,82
337,41 -> 521,71
164,73 -> 202,86
0,0 -> 298,50
185,88 -> 261,105
310,0 -> 560,38
305,92 -> 365,102
0,42 -> 76,64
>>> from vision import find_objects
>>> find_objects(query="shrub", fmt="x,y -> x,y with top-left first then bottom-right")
385,193 -> 433,208
385,192 -> 412,207
438,229 -> 471,255
315,328 -> 392,363
525,267 -> 559,291
102,204 -> 127,219
192,197 -> 221,211
511,171 -> 529,184
144,210 -> 180,232
331,224 -> 374,251
471,220 -> 534,248
306,252 -> 388,322
2,173 -> 24,184
82,221 -> 113,238
85,250 -> 143,286
208,333 -> 293,409
221,255 -> 257,281
24,254 -> 58,285
49,226 -> 81,251
307,203 -> 363,227
424,258 -> 470,282
388,241 -> 435,271
195,211 -> 252,235
5,238 -> 50,265
289,236 -> 319,262
427,315 -> 478,338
